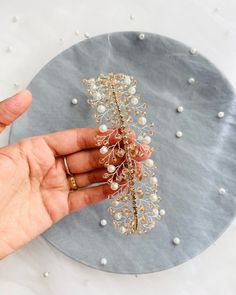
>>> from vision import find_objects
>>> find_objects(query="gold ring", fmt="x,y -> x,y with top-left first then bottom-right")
67,175 -> 79,191
63,156 -> 73,176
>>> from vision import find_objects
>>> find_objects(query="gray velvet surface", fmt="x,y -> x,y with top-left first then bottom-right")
9,31 -> 236,274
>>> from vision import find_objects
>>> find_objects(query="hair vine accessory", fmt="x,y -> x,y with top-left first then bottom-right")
83,73 -> 162,235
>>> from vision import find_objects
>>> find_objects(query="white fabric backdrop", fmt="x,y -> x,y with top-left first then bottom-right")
0,0 -> 236,294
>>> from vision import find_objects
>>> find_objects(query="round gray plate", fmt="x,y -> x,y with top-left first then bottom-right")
9,31 -> 236,274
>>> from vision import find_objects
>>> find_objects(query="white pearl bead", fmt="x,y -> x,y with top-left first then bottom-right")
188,77 -> 195,84
94,92 -> 101,100
75,30 -> 80,36
177,106 -> 184,113
128,86 -> 136,95
114,212 -> 122,220
111,182 -> 119,191
99,124 -> 108,133
71,98 -> 78,105
173,237 -> 180,245
6,46 -> 13,53
100,219 -> 107,226
97,105 -> 106,113
100,146 -> 108,154
217,112 -> 224,118
130,14 -> 135,20
139,33 -> 145,40
150,176 -> 158,185
218,187 -> 226,195
84,32 -> 90,38
100,258 -> 107,265
12,16 -> 19,23
119,226 -> 126,234
176,131 -> 183,138
107,165 -> 116,173
43,272 -> 50,278
138,116 -> 147,125
159,209 -> 166,216
189,47 -> 197,55
145,159 -> 154,167
150,193 -> 158,202
138,135 -> 143,141
143,136 -> 151,144
124,76 -> 131,85
131,97 -> 139,105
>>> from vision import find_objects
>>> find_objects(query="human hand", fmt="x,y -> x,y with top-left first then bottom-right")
0,91 -> 151,259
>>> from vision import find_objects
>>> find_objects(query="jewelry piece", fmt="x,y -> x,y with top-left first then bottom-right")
63,156 -> 73,176
83,73 -> 162,235
67,175 -> 79,191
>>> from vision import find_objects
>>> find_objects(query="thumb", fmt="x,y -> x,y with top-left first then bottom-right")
0,90 -> 32,132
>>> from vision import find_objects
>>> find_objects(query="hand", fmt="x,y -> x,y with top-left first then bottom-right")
0,91 -> 151,259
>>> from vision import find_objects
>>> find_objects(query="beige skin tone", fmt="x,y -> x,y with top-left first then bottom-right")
0,91 -> 151,259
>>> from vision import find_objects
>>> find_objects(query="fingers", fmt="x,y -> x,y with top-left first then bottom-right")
43,128 -> 134,156
65,144 -> 151,174
74,168 -> 106,187
68,183 -> 113,212
0,90 -> 32,133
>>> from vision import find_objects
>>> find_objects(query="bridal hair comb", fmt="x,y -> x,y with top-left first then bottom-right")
83,73 -> 163,235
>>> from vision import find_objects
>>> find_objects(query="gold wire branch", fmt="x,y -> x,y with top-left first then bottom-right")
83,73 -> 162,235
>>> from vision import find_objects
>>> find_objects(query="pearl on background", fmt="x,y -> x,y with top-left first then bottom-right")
139,33 -> 145,40
75,30 -> 80,36
97,105 -> 106,113
145,159 -> 154,167
43,272 -> 50,278
131,97 -> 139,105
100,146 -> 108,154
150,193 -> 158,202
13,83 -> 20,88
100,258 -> 107,266
71,98 -> 78,105
159,209 -> 166,216
150,176 -> 158,185
173,237 -> 180,245
99,124 -> 108,133
84,32 -> 90,38
111,182 -> 119,191
189,47 -> 197,55
124,75 -> 131,85
107,165 -> 116,173
143,135 -> 151,144
114,212 -> 122,220
176,131 -> 183,138
130,14 -> 135,20
138,116 -> 147,125
6,46 -> 13,53
100,219 -> 107,227
176,106 -> 184,113
12,16 -> 19,23
217,111 -> 224,118
218,187 -> 226,195
128,86 -> 136,95
188,77 -> 195,84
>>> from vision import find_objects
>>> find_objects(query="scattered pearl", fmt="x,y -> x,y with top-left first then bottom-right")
111,182 -> 119,191
97,105 -> 106,113
114,212 -> 122,220
119,226 -> 126,234
12,16 -> 19,23
75,30 -> 80,36
84,32 -> 90,38
173,237 -> 180,245
131,97 -> 139,105
144,159 -> 154,167
218,187 -> 226,195
6,46 -> 13,53
13,83 -> 20,88
176,106 -> 184,113
43,272 -> 50,278
100,146 -> 108,154
189,47 -> 197,55
188,77 -> 195,84
150,176 -> 158,185
139,33 -> 145,40
107,165 -> 116,173
59,37 -> 64,43
100,219 -> 107,227
176,131 -> 183,138
128,86 -> 136,95
71,98 -> 78,105
124,75 -> 131,85
217,112 -> 224,118
100,258 -> 107,265
130,14 -> 135,20
99,124 -> 108,133
143,135 -> 151,144
138,116 -> 147,125
150,193 -> 158,202
159,209 -> 166,216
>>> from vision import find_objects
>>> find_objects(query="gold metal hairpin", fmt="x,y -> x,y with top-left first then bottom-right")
83,73 -> 163,235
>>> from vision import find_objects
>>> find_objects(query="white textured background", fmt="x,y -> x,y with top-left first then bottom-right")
0,0 -> 236,294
